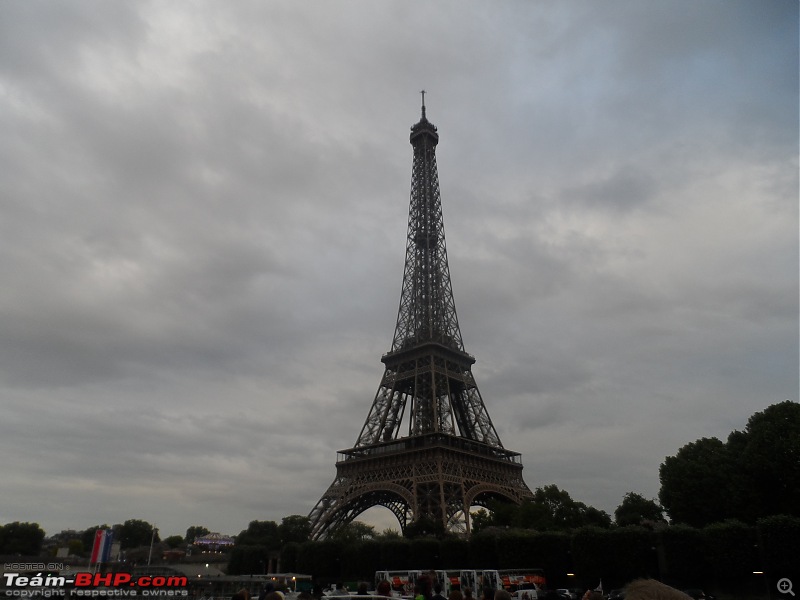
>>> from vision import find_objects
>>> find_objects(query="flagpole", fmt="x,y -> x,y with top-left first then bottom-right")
147,524 -> 157,566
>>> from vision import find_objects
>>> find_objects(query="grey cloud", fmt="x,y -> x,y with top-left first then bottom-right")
561,167 -> 656,213
0,0 -> 795,536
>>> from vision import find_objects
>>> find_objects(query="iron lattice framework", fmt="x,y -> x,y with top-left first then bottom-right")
308,100 -> 533,539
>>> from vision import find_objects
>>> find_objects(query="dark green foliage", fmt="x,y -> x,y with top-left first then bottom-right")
67,539 -> 84,556
469,531 -> 498,567
703,520 -> 758,588
279,515 -> 312,544
163,535 -> 184,549
116,519 -> 159,549
470,509 -> 493,533
581,506 -> 613,529
229,519 -> 304,575
741,401 -> 800,519
440,537 -> 470,567
571,527 -> 611,587
360,539 -> 384,575
659,437 -> 735,527
295,541 -> 315,577
476,486 -> 612,532
660,401 -> 800,527
531,532 -> 571,588
380,538 -> 412,570
494,531 -> 539,569
528,485 -> 612,530
282,519 -> 798,592
481,502 -> 522,528
341,540 -> 382,580
757,515 -> 800,578
280,542 -> 301,573
409,538 -> 441,569
49,529 -> 83,549
81,523 -> 157,555
296,540 -> 344,578
659,524 -> 709,587
614,492 -> 666,527
330,521 -> 376,544
572,527 -> 657,590
236,520 -> 280,548
0,522 -> 45,555
403,517 -> 446,539
227,544 -> 269,575
606,527 -> 658,582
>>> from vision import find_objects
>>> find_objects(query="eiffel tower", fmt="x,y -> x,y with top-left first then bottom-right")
308,96 -> 533,539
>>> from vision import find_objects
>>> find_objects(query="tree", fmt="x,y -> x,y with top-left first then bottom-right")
50,530 -> 84,555
377,528 -> 402,539
116,520 -> 159,550
403,516 -> 446,539
0,522 -> 45,555
659,401 -> 800,527
236,520 -> 280,549
659,437 -> 735,527
470,509 -> 493,533
614,492 -> 666,527
185,526 -> 210,545
521,485 -> 612,530
163,535 -> 184,549
330,521 -> 376,543
227,544 -> 272,576
469,485 -> 611,532
278,515 -> 311,545
740,400 -> 800,519
581,505 -> 614,529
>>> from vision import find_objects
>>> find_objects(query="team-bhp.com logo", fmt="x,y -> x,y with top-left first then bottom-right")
3,572 -> 189,597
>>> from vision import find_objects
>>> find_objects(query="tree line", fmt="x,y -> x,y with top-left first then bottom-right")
268,515 -> 799,594
0,520 -> 194,558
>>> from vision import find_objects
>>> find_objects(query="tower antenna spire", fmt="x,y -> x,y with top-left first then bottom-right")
420,89 -> 426,119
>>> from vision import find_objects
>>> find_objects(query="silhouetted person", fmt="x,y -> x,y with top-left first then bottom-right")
376,581 -> 392,598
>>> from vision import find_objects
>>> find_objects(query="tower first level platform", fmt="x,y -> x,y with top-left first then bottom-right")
309,433 -> 532,539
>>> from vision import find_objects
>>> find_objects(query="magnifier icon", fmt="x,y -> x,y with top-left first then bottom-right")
778,578 -> 795,596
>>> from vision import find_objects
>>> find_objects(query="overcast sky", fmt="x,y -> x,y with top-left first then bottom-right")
1,1 -> 797,541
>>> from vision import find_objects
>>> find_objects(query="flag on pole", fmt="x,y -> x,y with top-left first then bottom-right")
101,530 -> 114,563
90,529 -> 112,566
